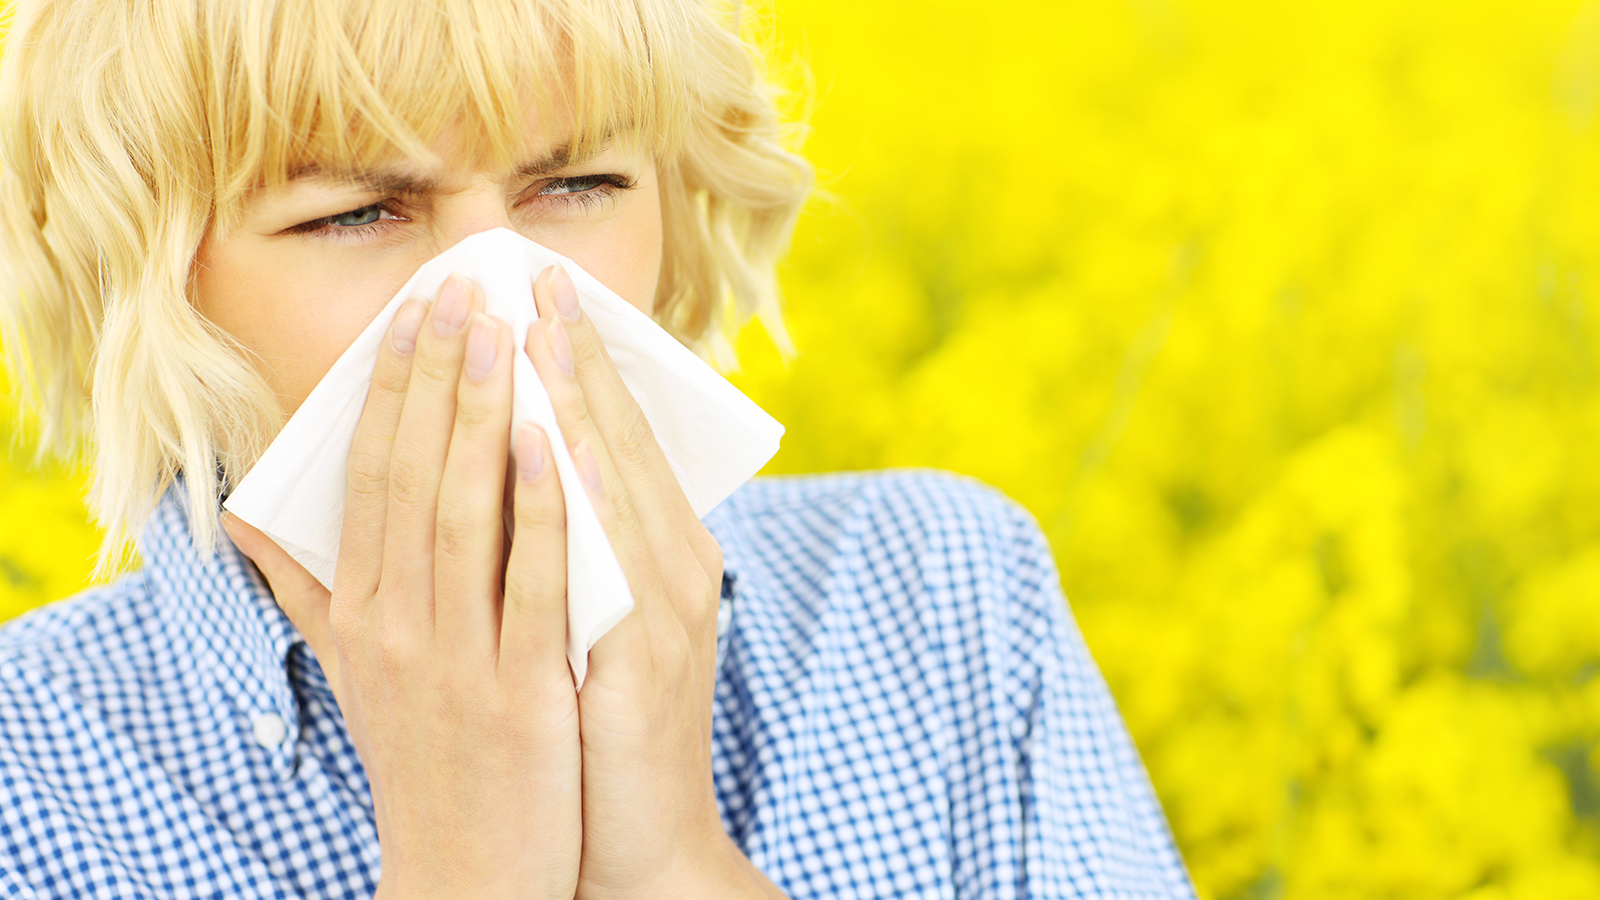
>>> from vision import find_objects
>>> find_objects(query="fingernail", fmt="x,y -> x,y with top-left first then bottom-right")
516,424 -> 546,480
391,298 -> 427,356
546,317 -> 574,375
464,315 -> 498,383
433,273 -> 471,335
575,441 -> 603,494
552,265 -> 580,321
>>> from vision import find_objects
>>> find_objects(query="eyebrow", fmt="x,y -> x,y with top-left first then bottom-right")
287,142 -> 593,194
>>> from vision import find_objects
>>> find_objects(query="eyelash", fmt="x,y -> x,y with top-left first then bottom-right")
288,173 -> 638,241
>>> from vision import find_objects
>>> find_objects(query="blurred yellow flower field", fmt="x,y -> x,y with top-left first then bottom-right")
6,0 -> 1600,896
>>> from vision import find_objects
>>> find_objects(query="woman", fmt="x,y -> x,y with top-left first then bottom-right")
0,0 -> 1196,897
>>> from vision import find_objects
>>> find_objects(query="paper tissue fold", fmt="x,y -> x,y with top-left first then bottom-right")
223,227 -> 784,687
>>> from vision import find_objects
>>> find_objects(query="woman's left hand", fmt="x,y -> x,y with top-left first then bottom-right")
525,265 -> 788,900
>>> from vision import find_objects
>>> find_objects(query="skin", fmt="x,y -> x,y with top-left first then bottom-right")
206,110 -> 789,899
194,123 -> 665,415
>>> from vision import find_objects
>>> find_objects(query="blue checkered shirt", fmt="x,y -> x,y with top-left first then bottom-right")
0,470 -> 1194,898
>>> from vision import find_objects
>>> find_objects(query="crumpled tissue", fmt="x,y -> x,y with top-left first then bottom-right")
224,227 -> 783,686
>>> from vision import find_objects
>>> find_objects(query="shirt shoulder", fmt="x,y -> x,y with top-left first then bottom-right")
705,469 -> 1071,739
707,468 -> 1061,643
0,571 -> 186,793
711,466 -> 1047,574
714,467 -> 1037,539
0,571 -> 165,682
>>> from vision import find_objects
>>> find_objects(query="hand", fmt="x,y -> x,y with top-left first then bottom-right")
523,264 -> 787,900
224,272 -> 581,900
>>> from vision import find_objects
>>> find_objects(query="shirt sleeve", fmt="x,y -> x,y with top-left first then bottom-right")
994,499 -> 1196,899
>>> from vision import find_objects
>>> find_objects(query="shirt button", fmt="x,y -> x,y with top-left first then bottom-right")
252,712 -> 289,749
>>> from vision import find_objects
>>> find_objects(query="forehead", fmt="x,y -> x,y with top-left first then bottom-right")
210,0 -> 676,221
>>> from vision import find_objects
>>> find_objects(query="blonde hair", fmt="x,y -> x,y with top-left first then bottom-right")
0,0 -> 812,573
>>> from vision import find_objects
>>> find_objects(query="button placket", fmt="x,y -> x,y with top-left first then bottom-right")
252,711 -> 289,749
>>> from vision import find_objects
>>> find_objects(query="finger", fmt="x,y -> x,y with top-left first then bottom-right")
565,438 -> 655,680
433,312 -> 514,654
382,273 -> 482,628
525,311 -> 650,582
533,266 -> 720,581
339,295 -> 428,599
500,423 -> 571,683
526,311 -> 680,652
224,511 -> 338,677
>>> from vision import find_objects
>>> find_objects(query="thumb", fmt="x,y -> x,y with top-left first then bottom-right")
222,511 -> 338,676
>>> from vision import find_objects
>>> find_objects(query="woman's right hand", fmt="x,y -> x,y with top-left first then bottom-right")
223,272 -> 581,900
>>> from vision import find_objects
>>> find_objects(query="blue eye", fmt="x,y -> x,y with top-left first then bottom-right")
331,205 -> 383,227
289,172 -> 637,242
539,175 -> 611,195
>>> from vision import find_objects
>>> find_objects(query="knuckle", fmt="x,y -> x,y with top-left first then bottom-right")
612,494 -> 644,541
433,503 -> 480,563
374,620 -> 421,673
570,324 -> 606,369
370,362 -> 410,400
410,347 -> 459,386
513,489 -> 565,533
564,404 -> 596,440
386,454 -> 435,509
610,409 -> 655,473
681,578 -> 719,631
346,447 -> 390,499
551,380 -> 595,429
452,393 -> 499,432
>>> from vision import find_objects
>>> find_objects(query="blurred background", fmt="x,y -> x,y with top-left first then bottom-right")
5,0 -> 1600,896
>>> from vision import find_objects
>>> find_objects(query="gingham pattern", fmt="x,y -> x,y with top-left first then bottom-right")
0,470 -> 1194,899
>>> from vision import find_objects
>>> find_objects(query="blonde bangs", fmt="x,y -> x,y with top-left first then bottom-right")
209,0 -> 684,235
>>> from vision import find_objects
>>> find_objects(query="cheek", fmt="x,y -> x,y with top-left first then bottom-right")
536,183 -> 664,316
193,237 -> 417,415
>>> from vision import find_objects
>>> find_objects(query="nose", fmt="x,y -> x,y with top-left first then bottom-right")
431,177 -> 516,251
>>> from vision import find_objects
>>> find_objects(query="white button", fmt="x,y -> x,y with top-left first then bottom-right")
252,712 -> 289,748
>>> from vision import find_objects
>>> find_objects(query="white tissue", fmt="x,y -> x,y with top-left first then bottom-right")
223,227 -> 783,687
